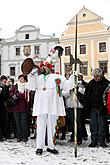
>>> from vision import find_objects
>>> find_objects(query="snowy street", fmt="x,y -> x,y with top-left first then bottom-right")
0,126 -> 110,165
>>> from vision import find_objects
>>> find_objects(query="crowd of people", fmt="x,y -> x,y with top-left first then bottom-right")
0,74 -> 30,142
0,65 -> 110,155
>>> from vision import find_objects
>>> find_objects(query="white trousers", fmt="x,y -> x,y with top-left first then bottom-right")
36,114 -> 57,150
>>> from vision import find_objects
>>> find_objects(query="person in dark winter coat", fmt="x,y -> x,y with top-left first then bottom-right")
0,75 -> 10,140
68,73 -> 88,144
85,68 -> 109,147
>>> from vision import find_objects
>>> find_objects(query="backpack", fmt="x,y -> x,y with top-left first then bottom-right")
107,90 -> 110,115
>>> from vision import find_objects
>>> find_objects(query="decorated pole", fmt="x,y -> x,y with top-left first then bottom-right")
70,14 -> 79,157
74,14 -> 78,158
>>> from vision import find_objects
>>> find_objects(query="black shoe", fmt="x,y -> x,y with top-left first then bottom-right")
60,135 -> 65,140
17,138 -> 22,142
100,143 -> 107,148
36,149 -> 43,155
55,135 -> 59,139
0,138 -> 4,141
83,137 -> 88,140
22,138 -> 28,142
47,148 -> 59,154
30,135 -> 36,139
68,138 -> 74,143
77,140 -> 82,145
106,138 -> 110,143
88,142 -> 98,147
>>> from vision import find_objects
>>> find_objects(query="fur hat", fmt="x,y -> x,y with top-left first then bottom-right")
92,68 -> 102,76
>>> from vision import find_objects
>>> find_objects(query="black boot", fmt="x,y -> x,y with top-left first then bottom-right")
99,139 -> 107,147
47,148 -> 59,154
36,149 -> 43,155
60,135 -> 65,140
88,142 -> 98,147
0,137 -> 4,141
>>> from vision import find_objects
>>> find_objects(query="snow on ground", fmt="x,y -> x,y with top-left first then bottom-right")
0,125 -> 110,165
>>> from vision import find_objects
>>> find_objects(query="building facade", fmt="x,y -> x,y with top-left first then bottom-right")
59,6 -> 110,81
0,25 -> 59,80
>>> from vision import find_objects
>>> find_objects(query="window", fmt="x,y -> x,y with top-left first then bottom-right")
23,45 -> 31,56
16,48 -> 20,56
99,42 -> 106,52
80,61 -> 88,75
34,46 -> 40,55
80,44 -> 86,54
10,67 -> 15,76
65,64 -> 72,78
25,34 -> 29,39
99,61 -> 108,73
83,13 -> 86,17
65,46 -> 71,55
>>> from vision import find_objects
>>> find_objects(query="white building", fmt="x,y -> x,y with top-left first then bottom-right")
0,25 -> 59,80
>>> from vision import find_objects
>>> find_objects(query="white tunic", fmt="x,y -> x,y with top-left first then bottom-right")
27,73 -> 74,116
27,68 -> 38,91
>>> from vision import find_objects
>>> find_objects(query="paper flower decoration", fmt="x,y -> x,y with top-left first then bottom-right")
55,78 -> 62,97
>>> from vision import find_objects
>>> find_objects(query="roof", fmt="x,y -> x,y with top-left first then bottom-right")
67,6 -> 103,25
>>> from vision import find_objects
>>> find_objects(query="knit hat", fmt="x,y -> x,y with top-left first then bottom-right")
0,75 -> 8,81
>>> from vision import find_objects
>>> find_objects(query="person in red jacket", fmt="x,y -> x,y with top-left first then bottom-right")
9,74 -> 30,142
103,83 -> 110,115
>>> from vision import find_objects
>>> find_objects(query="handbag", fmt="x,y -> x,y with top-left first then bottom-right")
7,94 -> 19,106
7,84 -> 19,106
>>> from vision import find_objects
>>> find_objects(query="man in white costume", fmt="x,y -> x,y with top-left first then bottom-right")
27,60 -> 74,155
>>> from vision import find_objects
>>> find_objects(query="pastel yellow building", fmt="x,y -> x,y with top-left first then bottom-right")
59,6 -> 110,81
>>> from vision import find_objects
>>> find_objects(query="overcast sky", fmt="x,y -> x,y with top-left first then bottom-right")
0,0 -> 110,38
